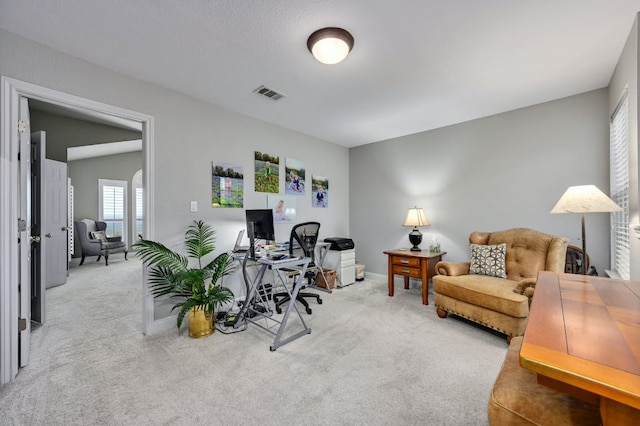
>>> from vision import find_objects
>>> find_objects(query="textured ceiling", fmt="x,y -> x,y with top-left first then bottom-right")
1,1 -> 639,147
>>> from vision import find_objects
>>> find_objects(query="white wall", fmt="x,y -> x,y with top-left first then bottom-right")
350,89 -> 611,276
0,29 -> 350,319
609,15 -> 640,281
69,151 -> 142,248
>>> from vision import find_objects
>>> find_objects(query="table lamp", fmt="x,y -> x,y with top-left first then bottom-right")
550,185 -> 621,275
403,207 -> 430,251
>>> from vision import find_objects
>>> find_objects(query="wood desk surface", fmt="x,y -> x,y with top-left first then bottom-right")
383,249 -> 446,259
520,271 -> 640,421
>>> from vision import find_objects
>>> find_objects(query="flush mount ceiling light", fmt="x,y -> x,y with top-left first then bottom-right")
307,27 -> 354,65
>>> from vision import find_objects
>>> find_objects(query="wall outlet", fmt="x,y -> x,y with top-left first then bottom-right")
190,201 -> 197,212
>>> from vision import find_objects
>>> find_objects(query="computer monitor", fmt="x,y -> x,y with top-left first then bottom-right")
245,209 -> 275,257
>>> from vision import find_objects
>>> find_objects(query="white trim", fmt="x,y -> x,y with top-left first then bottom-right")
366,272 -> 387,284
0,78 -> 20,384
0,76 -> 156,384
144,314 -> 176,335
604,269 -> 622,279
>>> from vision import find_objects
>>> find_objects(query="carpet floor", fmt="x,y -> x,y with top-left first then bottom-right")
0,256 -> 508,425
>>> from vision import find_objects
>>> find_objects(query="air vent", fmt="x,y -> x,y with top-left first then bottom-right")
253,85 -> 286,101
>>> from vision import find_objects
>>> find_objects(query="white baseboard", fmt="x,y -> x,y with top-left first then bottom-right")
144,315 -> 176,335
365,272 -> 386,283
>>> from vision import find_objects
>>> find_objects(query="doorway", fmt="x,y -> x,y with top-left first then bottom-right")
0,76 -> 156,385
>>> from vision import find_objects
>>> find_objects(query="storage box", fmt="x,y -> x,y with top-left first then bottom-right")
316,268 -> 336,289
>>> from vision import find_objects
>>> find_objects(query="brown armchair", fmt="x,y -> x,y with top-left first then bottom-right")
433,228 -> 568,340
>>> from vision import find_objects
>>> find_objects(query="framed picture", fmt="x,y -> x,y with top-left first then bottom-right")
212,162 -> 244,208
254,151 -> 279,193
312,175 -> 329,208
285,157 -> 305,195
268,195 -> 297,223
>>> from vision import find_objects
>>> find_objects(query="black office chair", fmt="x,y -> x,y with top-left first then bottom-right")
273,222 -> 323,314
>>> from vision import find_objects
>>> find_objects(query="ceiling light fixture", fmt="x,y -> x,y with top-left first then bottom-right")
307,27 -> 354,65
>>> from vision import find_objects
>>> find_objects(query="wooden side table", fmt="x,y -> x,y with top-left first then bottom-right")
383,249 -> 446,305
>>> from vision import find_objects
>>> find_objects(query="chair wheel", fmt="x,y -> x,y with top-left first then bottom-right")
318,299 -> 323,305
306,307 -> 312,314
276,306 -> 282,314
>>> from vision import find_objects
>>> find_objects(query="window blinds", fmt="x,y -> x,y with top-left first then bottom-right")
99,179 -> 127,238
609,92 -> 630,280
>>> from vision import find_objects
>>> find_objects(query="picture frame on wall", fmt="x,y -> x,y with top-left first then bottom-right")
268,195 -> 297,223
254,151 -> 279,193
285,157 -> 305,195
312,175 -> 329,208
212,162 -> 244,208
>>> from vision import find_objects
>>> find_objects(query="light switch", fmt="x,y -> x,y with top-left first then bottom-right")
190,201 -> 197,212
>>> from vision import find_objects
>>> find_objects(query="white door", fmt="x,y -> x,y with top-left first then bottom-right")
18,97 -> 32,367
29,132 -> 46,325
45,159 -> 68,288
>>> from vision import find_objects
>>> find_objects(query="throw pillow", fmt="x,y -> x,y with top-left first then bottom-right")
90,231 -> 107,242
469,243 -> 507,278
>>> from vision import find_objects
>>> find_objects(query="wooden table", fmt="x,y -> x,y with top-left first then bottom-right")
520,271 -> 640,425
383,249 -> 445,305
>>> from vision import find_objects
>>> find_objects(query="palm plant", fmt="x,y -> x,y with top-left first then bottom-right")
133,220 -> 235,330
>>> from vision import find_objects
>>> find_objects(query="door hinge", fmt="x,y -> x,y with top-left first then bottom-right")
18,120 -> 27,134
18,318 -> 27,332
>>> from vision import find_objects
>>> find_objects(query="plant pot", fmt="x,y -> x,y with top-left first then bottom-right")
188,307 -> 214,338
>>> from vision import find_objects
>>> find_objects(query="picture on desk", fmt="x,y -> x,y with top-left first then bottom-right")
285,157 -> 306,195
268,195 -> 296,223
254,151 -> 279,193
212,162 -> 244,208
312,175 -> 329,208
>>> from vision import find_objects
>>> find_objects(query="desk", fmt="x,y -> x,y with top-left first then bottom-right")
520,271 -> 640,425
383,249 -> 446,305
235,255 -> 312,351
310,242 -> 332,293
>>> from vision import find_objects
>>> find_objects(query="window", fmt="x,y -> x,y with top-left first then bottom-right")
609,91 -> 630,279
99,179 -> 127,239
132,169 -> 143,240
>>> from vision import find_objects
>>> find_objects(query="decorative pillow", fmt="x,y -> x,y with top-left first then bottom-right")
469,243 -> 507,278
90,231 -> 107,242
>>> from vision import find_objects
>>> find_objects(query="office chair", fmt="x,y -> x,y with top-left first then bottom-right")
273,222 -> 324,314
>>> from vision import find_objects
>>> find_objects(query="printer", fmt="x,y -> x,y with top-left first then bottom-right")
324,237 -> 355,251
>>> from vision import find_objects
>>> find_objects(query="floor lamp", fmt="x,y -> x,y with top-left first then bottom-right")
550,185 -> 621,275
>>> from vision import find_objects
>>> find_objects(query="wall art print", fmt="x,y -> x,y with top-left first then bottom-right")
212,162 -> 244,208
285,157 -> 305,195
268,195 -> 297,223
312,175 -> 329,208
254,151 -> 279,193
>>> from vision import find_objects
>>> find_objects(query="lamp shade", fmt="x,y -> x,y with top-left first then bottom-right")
307,27 -> 354,65
403,207 -> 430,227
550,185 -> 621,214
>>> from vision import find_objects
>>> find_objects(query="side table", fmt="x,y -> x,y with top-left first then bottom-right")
383,249 -> 446,305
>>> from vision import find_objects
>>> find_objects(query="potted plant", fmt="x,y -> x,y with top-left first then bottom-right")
133,220 -> 235,338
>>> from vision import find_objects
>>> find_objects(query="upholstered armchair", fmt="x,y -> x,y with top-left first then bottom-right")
74,219 -> 128,266
433,228 -> 568,340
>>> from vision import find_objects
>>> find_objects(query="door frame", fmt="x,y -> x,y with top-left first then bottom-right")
0,76 -> 157,385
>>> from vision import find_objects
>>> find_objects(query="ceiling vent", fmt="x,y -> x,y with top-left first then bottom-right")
253,85 -> 286,101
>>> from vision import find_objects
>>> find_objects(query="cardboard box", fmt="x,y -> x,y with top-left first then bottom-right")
316,268 -> 336,289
